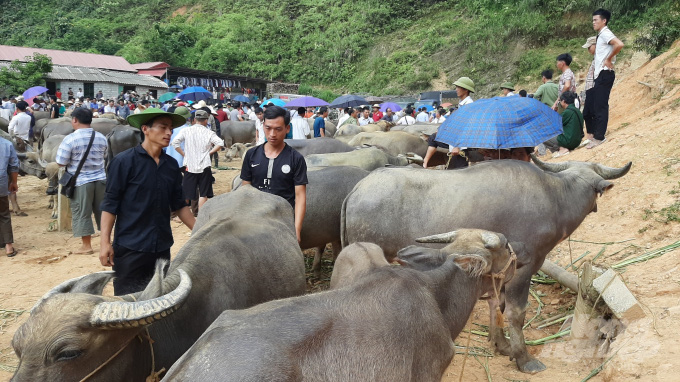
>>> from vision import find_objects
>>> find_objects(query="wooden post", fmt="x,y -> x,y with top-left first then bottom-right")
57,168 -> 72,232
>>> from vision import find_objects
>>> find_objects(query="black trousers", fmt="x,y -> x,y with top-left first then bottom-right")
0,196 -> 13,246
112,244 -> 170,296
583,70 -> 615,141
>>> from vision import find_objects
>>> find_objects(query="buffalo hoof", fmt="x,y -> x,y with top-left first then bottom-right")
46,189 -> 57,196
517,358 -> 546,374
51,212 -> 58,219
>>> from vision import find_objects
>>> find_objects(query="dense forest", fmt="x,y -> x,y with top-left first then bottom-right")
0,0 -> 678,97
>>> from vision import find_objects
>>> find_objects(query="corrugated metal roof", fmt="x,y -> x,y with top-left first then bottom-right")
137,69 -> 168,77
0,45 -> 137,72
131,62 -> 170,70
47,66 -> 168,88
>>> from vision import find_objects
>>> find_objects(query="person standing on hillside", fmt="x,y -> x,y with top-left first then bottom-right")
533,70 -> 559,108
552,53 -> 576,113
583,8 -> 623,149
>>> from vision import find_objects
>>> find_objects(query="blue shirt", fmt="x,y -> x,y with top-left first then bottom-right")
100,145 -> 186,253
55,128 -> 108,187
0,139 -> 19,197
165,123 -> 189,166
313,116 -> 325,137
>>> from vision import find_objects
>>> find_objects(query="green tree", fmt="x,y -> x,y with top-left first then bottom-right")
0,53 -> 53,96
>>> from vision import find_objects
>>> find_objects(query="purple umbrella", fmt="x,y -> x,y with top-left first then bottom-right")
284,96 -> 329,109
380,102 -> 402,112
22,86 -> 49,105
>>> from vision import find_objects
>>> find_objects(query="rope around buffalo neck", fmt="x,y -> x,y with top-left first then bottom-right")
79,296 -> 165,382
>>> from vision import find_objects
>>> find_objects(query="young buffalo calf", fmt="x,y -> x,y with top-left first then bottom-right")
164,229 -> 528,382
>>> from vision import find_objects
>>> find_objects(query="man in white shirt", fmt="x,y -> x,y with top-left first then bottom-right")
291,107 -> 311,139
8,101 -> 31,141
415,107 -> 429,122
583,8 -> 624,149
396,108 -> 415,125
104,100 -> 116,114
337,107 -> 350,128
76,88 -> 83,98
254,107 -> 266,145
431,109 -> 446,123
172,110 -> 224,209
357,108 -> 372,126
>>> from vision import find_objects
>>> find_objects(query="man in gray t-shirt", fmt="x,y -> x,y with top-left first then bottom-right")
230,102 -> 244,122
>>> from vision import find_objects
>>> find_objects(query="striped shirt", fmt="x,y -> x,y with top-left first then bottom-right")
55,128 -> 108,186
171,124 -> 224,173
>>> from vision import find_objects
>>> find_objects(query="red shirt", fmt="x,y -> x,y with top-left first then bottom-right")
56,91 -> 62,99
372,111 -> 383,122
216,110 -> 228,123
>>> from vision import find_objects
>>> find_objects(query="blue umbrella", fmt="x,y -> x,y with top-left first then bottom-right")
284,96 -> 329,109
379,102 -> 402,112
261,98 -> 286,107
170,84 -> 183,89
436,96 -> 562,149
233,95 -> 251,103
176,86 -> 212,102
329,94 -> 367,108
23,86 -> 49,104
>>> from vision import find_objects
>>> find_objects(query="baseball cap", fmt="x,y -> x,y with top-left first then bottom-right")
582,36 -> 597,49
194,110 -> 209,119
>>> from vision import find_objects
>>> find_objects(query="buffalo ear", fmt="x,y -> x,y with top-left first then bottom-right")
396,245 -> 445,271
596,180 -> 613,196
508,241 -> 532,268
452,254 -> 490,278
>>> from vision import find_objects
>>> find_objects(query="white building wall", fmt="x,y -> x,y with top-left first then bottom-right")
55,81 -> 165,101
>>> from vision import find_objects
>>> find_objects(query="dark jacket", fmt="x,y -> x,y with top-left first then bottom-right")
557,104 -> 584,150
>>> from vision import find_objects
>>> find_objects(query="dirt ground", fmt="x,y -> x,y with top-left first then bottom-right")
1,43 -> 680,381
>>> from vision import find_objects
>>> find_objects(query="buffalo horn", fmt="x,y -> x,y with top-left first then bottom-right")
530,154 -> 569,173
16,152 -> 27,160
481,232 -> 501,249
416,230 -> 458,244
90,269 -> 192,329
593,161 -> 632,180
31,271 -> 115,313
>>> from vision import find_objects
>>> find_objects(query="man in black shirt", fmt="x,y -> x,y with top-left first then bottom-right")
100,108 -> 195,295
241,106 -> 308,242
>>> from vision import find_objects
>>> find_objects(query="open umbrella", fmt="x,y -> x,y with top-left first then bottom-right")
233,95 -> 252,103
22,86 -> 49,105
169,84 -> 183,90
329,94 -> 367,108
284,96 -> 329,109
158,92 -> 178,103
176,86 -> 212,102
379,102 -> 402,112
441,103 -> 453,108
436,96 -> 562,149
261,98 -> 286,107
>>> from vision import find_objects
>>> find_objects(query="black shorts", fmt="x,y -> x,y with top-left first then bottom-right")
112,244 -> 170,296
182,167 -> 214,200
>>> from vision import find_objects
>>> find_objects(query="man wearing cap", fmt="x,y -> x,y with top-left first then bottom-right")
500,82 -> 516,96
533,70 -> 559,108
100,108 -> 195,295
371,104 -> 383,122
55,108 -> 108,254
240,106 -> 307,243
449,77 -> 476,157
172,110 -> 224,209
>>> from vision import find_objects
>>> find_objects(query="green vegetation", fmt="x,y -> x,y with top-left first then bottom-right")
0,0 -> 678,96
0,53 -> 53,95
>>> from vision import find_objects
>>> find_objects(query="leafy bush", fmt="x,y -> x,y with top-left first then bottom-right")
634,2 -> 680,57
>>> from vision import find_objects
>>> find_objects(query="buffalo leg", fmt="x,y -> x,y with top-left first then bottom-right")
504,271 -> 546,374
488,294 -> 512,356
331,241 -> 341,263
51,196 -> 59,219
48,195 -> 54,209
9,193 -> 22,215
311,245 -> 325,279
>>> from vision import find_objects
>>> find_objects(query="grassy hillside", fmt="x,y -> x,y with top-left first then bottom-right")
0,0 -> 678,98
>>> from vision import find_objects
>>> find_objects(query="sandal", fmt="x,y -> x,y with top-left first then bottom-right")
6,249 -> 17,257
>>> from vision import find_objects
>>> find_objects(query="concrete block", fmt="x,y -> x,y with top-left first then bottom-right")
592,269 -> 646,321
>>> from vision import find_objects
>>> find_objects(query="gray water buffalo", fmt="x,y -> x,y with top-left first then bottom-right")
106,125 -> 141,162
284,137 -> 354,157
307,118 -> 337,137
11,185 -> 306,382
0,117 -> 8,133
334,120 -> 390,136
40,118 -> 120,147
224,142 -> 251,161
348,131 -> 429,157
32,110 -> 51,121
300,166 -> 370,278
163,229 -> 525,382
341,156 -> 632,373
329,242 -> 389,289
220,120 -> 256,147
305,147 -> 415,171
390,122 -> 439,137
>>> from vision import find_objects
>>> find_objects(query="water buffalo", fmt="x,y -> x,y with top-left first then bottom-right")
39,118 -> 120,147
390,122 -> 439,137
348,131 -> 429,157
224,142 -> 251,161
220,120 -> 256,148
305,147 -> 417,171
329,242 -> 389,289
106,125 -> 141,163
0,117 -> 8,133
163,229 -> 525,381
334,120 -> 390,136
284,137 -> 354,157
11,185 -> 306,382
341,156 -> 632,373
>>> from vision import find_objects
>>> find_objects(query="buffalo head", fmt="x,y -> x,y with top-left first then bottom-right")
11,269 -> 191,382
